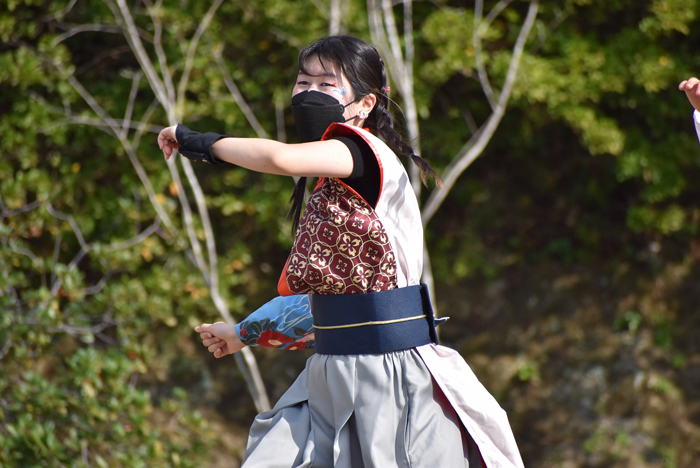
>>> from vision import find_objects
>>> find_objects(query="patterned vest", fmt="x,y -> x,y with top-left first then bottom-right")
279,123 -> 423,296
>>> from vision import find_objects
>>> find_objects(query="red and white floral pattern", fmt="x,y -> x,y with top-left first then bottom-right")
285,178 -> 397,295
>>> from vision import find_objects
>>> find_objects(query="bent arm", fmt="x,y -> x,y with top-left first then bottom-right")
210,137 -> 354,178
235,294 -> 315,350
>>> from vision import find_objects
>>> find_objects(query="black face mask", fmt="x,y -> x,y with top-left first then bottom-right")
291,91 -> 357,142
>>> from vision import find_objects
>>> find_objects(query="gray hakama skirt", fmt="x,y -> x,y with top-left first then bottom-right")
241,348 -> 491,468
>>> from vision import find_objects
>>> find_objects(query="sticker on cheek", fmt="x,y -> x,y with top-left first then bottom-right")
332,87 -> 347,96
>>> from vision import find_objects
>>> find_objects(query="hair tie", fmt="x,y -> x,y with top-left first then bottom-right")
385,85 -> 391,94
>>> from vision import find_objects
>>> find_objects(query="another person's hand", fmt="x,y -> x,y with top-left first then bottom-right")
195,322 -> 246,358
157,125 -> 179,160
679,77 -> 700,113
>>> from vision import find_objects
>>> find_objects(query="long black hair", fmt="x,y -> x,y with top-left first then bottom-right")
289,35 -> 441,234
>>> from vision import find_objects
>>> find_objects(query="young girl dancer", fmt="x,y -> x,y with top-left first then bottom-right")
158,36 -> 524,468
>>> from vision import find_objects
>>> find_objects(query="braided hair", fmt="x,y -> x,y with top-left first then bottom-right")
289,35 -> 441,234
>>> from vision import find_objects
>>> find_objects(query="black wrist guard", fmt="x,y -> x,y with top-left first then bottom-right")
175,124 -> 226,164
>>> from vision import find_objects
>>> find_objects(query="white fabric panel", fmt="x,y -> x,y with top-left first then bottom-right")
355,128 -> 424,288
417,344 -> 526,468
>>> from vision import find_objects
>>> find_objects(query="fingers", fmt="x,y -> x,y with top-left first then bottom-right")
157,126 -> 179,160
202,337 -> 221,347
195,322 -> 239,358
679,77 -> 699,90
208,340 -> 226,354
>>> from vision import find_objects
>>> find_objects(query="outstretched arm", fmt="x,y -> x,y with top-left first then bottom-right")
157,125 -> 354,178
679,77 -> 700,112
679,77 -> 700,144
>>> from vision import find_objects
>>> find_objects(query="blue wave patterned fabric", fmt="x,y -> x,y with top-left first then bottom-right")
235,295 -> 315,350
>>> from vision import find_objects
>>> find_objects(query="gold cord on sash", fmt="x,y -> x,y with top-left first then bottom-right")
313,314 -> 427,330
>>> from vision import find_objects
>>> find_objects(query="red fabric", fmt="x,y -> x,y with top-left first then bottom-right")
256,330 -> 294,347
283,177 -> 397,295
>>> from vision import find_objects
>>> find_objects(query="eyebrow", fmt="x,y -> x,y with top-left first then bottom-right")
297,71 -> 338,80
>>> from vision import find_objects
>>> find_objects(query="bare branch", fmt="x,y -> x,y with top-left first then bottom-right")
368,0 -> 422,194
481,0 -> 514,33
367,0 -> 399,91
63,72 -> 121,136
329,0 -> 342,35
103,218 -> 160,252
462,108 -> 478,135
30,89 -> 161,135
213,49 -> 270,139
40,202 -> 92,296
123,144 -> 179,236
53,317 -> 117,336
107,0 -> 171,118
474,0 -> 497,110
122,70 -> 144,139
0,338 -> 12,361
67,249 -> 88,274
403,0 -> 414,83
310,0 -> 329,18
7,242 -> 38,263
133,98 -> 160,149
422,0 -> 539,225
56,0 -> 273,414
46,203 -> 90,252
235,349 -> 271,411
143,0 -> 177,104
530,7 -> 568,54
76,45 -> 133,76
180,160 -> 219,279
399,0 -> 423,197
46,0 -> 80,21
82,270 -> 113,296
179,158 -> 272,411
275,98 -> 286,143
269,28 -> 304,49
177,0 -> 225,112
51,231 -> 61,288
381,0 -> 408,95
34,68 -> 178,240
0,200 -> 41,218
473,0 -> 516,108
8,285 -> 23,317
52,23 -> 153,47
53,24 -> 122,46
165,157 -> 210,284
49,116 -> 163,134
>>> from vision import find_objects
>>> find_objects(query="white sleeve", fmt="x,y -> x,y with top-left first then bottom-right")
694,110 -> 700,145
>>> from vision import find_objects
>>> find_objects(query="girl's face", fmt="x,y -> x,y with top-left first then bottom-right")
292,56 -> 360,122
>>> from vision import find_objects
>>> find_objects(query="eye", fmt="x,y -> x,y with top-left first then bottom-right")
296,81 -> 309,85
322,82 -> 338,87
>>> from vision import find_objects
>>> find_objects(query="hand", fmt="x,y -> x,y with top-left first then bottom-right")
157,125 -> 179,160
679,77 -> 700,113
195,322 -> 246,358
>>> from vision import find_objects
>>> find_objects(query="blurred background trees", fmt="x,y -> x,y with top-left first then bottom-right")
2,0 -> 700,466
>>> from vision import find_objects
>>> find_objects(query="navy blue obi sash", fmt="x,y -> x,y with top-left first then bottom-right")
311,284 -> 446,355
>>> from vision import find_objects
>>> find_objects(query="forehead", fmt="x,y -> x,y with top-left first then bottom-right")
298,55 -> 343,80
